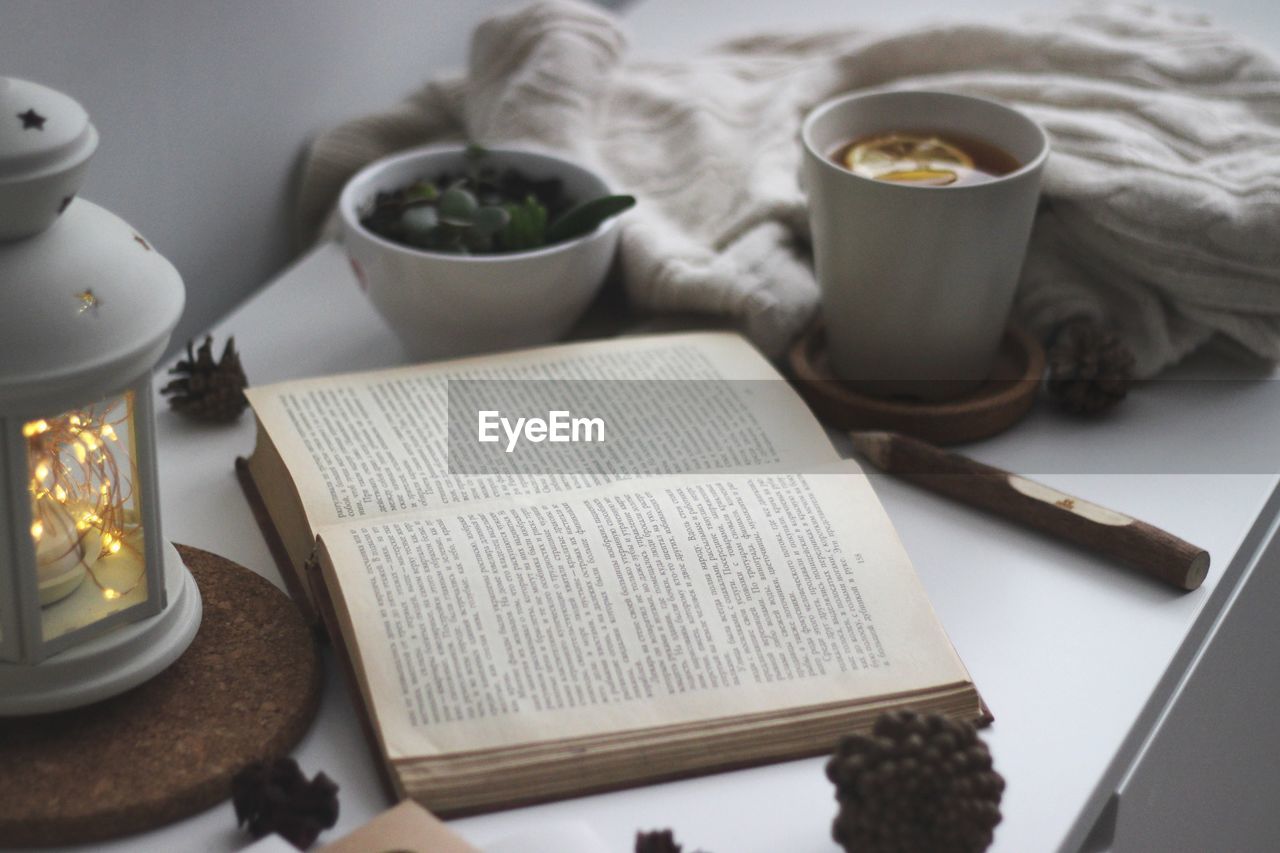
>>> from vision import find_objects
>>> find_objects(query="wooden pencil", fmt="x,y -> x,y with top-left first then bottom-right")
850,431 -> 1210,591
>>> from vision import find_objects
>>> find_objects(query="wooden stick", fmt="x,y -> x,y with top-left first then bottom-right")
850,431 -> 1210,591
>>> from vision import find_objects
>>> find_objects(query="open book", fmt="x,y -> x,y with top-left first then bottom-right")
239,332 -> 983,815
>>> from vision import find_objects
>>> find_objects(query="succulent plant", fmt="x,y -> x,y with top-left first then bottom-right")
360,145 -> 635,255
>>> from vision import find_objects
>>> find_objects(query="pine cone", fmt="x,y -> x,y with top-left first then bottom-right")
635,829 -> 682,853
1046,319 -> 1135,415
162,335 -> 249,422
232,757 -> 339,850
826,710 -> 1004,853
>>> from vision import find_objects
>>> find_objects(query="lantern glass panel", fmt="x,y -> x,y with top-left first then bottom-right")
24,389 -> 149,641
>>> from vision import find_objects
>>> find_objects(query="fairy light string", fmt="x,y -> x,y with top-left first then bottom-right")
24,397 -> 145,601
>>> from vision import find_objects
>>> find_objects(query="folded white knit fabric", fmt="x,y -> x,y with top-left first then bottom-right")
296,0 -> 1280,376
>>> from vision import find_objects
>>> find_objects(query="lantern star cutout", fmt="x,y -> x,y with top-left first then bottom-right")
18,108 -> 46,130
75,288 -> 102,316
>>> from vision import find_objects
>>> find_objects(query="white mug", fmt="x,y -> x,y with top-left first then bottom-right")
801,90 -> 1049,399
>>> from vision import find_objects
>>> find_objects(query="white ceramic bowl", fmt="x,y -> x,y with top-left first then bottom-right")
338,145 -> 622,361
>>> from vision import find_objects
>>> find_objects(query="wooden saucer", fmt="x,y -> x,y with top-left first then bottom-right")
788,324 -> 1045,445
0,545 -> 322,847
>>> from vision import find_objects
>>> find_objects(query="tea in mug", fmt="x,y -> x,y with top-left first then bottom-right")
831,131 -> 1020,186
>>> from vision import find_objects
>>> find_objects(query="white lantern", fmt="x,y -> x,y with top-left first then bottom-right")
0,77 -> 201,714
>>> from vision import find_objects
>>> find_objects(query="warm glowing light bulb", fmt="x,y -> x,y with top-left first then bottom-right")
103,589 -> 120,600
108,540 -> 122,554
100,482 -> 111,496
101,423 -> 117,441
22,420 -> 49,438
73,443 -> 86,464
34,462 -> 50,482
81,432 -> 98,451
54,484 -> 67,502
30,520 -> 44,541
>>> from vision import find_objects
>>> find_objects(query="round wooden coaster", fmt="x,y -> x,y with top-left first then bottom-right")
0,544 -> 322,847
789,323 -> 1045,445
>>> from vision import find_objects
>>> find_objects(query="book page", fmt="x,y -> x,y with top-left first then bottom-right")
318,462 -> 970,759
246,332 -> 837,527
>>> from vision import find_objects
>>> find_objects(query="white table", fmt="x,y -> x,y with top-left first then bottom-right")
39,1 -> 1280,850
87,240 -> 1273,853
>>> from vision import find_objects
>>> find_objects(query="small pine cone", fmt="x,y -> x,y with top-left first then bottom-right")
1046,319 -> 1136,415
162,335 -> 249,422
635,829 -> 682,853
232,757 -> 339,850
826,710 -> 1004,853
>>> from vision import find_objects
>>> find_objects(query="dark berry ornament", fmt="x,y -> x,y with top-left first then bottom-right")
231,757 -> 339,850
635,829 -> 683,853
162,335 -> 249,422
1046,319 -> 1136,415
826,710 -> 1004,853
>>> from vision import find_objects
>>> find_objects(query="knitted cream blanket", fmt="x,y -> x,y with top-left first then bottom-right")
297,1 -> 1280,376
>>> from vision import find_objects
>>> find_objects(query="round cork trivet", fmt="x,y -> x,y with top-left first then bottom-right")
0,544 -> 322,847
789,322 -> 1045,445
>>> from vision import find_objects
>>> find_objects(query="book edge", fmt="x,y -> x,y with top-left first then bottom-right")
235,454 -> 320,625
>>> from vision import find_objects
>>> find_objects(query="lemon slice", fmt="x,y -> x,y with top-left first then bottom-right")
844,134 -> 975,185
879,168 -> 958,186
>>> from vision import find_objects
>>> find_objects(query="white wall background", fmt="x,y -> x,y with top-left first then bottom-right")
1,0 -> 522,353
4,0 -> 1272,354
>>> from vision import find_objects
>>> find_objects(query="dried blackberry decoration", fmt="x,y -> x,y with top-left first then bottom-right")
232,757 -> 339,850
1046,319 -> 1136,415
826,710 -> 1004,853
162,335 -> 249,422
635,829 -> 683,853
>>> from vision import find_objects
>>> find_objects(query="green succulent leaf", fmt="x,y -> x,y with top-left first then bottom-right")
438,187 -> 479,225
473,205 -> 511,237
400,205 -> 439,234
545,194 -> 636,245
500,195 -> 548,251
403,181 -> 439,204
465,143 -> 491,185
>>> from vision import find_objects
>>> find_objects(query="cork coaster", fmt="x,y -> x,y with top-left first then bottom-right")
789,323 -> 1045,445
0,545 -> 322,847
